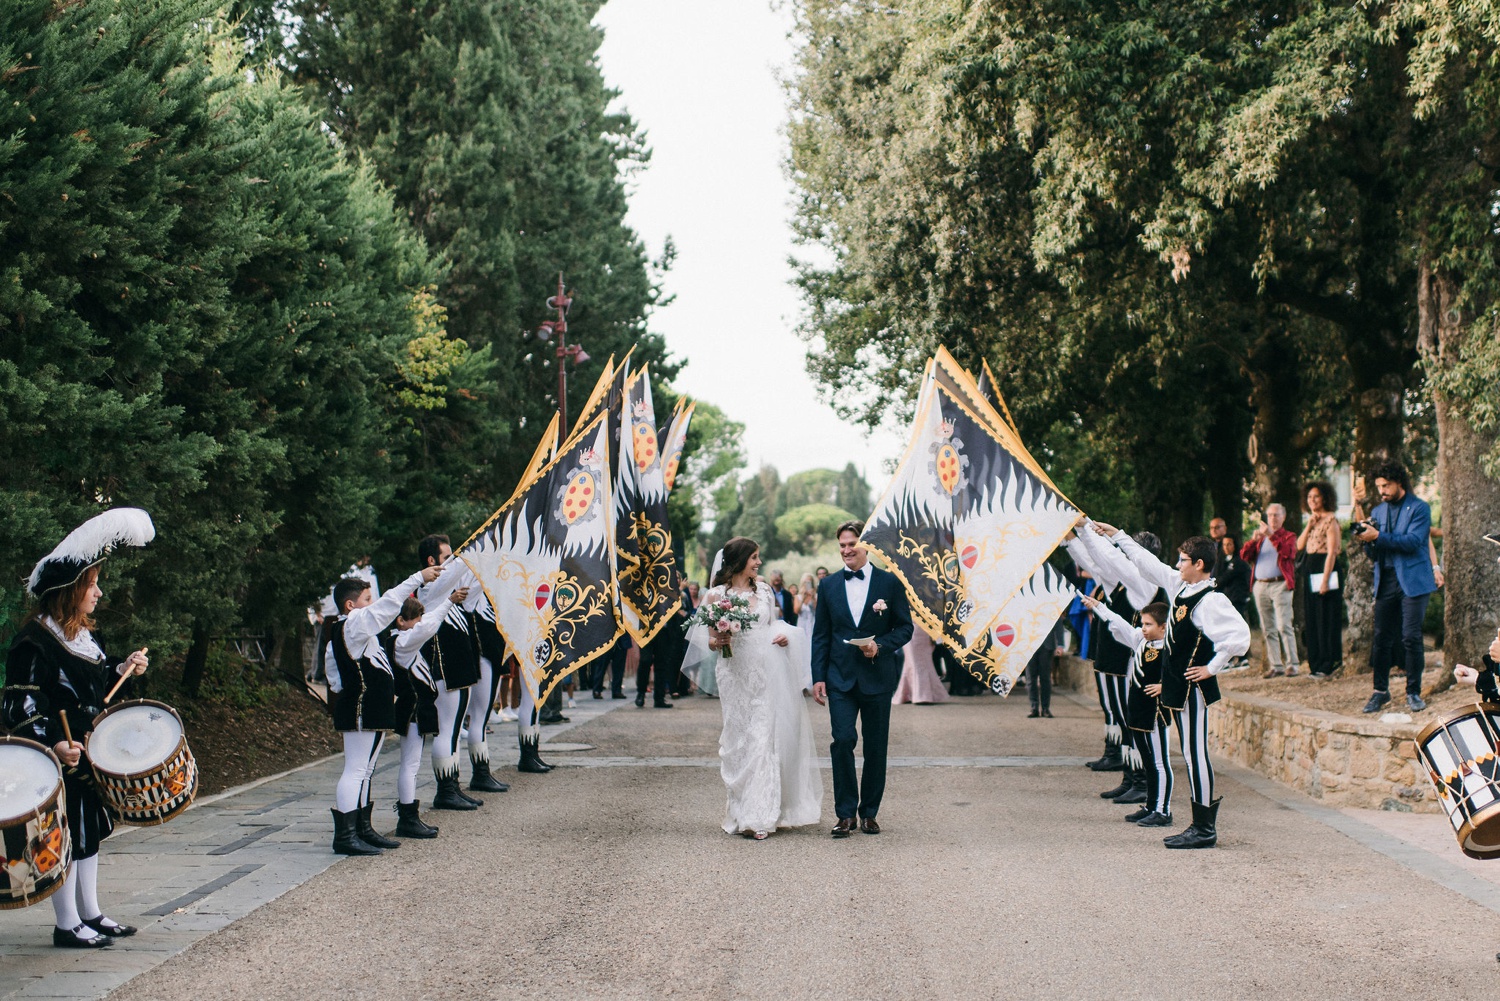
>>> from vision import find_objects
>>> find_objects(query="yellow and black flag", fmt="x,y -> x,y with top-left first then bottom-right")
611,363 -> 682,646
455,412 -> 619,706
863,351 -> 1080,695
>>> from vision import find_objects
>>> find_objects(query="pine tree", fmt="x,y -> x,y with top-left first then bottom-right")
286,0 -> 675,549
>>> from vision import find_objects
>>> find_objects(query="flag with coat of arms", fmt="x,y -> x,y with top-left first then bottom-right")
862,350 -> 1080,695
454,409 -> 620,705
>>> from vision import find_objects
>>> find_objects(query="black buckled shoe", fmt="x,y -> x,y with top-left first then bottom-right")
1123,806 -> 1152,823
395,800 -> 439,838
357,802 -> 401,849
1135,810 -> 1173,827
53,924 -> 111,948
81,915 -> 136,937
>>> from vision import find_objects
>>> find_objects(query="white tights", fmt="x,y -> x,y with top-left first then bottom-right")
51,853 -> 104,933
433,681 -> 470,778
335,731 -> 384,813
397,723 -> 426,804
466,656 -> 498,762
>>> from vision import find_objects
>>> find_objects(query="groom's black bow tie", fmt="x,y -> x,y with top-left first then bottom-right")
842,568 -> 865,581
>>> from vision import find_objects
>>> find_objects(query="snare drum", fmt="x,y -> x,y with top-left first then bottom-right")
87,700 -> 197,826
0,737 -> 71,909
1417,703 -> 1500,859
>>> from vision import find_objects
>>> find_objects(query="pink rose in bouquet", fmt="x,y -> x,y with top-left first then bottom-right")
685,591 -> 756,658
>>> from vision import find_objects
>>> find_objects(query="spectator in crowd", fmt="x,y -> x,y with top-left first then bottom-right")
769,569 -> 797,627
1354,462 -> 1438,713
815,566 -> 830,581
1026,617 -> 1068,717
1207,517 -> 1228,577
1298,481 -> 1344,679
1213,535 -> 1252,671
1241,503 -> 1298,677
1215,536 -> 1251,617
797,573 -> 817,650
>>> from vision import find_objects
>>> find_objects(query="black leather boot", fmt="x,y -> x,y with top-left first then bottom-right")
1115,773 -> 1149,805
432,774 -> 480,811
518,732 -> 553,773
1163,798 -> 1219,849
331,807 -> 381,855
357,802 -> 400,849
469,754 -> 509,793
395,800 -> 439,838
1100,767 -> 1135,800
1086,741 -> 1124,772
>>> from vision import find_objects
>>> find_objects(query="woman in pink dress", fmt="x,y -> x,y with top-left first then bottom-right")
892,625 -> 950,705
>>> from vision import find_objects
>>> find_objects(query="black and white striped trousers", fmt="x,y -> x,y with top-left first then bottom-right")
1169,688 -> 1215,807
1097,672 -> 1127,746
1136,717 -> 1174,815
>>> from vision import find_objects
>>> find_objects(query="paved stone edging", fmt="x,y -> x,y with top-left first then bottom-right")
1206,688 -> 1437,812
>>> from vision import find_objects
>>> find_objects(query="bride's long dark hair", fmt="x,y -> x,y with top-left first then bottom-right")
712,537 -> 759,588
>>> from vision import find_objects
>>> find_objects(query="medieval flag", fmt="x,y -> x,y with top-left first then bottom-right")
660,398 -> 696,492
863,351 -> 1080,696
455,411 -> 619,705
611,363 -> 682,646
951,564 -> 1078,695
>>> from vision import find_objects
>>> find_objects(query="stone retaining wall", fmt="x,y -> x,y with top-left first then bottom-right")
1052,656 -> 1436,812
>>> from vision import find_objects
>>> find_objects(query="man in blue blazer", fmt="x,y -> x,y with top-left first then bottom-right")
811,521 -> 914,837
1354,462 -> 1438,714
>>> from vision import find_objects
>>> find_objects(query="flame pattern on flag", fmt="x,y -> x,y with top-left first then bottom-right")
863,351 -> 1080,696
456,412 -> 619,705
660,399 -> 695,492
611,364 -> 682,646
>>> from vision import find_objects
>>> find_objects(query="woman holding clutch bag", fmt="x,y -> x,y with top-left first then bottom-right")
1299,481 -> 1344,678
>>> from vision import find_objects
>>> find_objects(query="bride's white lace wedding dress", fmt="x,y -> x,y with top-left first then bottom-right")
686,580 -> 822,836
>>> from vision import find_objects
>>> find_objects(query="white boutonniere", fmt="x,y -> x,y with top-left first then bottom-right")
872,599 -> 888,613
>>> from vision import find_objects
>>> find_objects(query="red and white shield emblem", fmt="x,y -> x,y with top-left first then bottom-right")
992,622 -> 1016,648
960,544 -> 980,569
534,583 -> 552,611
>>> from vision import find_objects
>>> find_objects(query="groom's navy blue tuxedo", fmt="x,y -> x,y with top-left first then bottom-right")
811,565 -> 913,821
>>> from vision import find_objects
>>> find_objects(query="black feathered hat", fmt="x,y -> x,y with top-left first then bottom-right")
27,508 -> 155,598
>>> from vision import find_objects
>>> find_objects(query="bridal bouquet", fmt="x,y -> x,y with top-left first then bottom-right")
684,592 -> 756,658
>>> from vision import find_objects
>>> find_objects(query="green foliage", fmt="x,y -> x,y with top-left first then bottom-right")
775,502 -> 859,554
285,0 -> 677,551
0,2 -> 436,655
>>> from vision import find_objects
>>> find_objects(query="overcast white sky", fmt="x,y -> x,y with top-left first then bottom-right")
593,0 -> 905,485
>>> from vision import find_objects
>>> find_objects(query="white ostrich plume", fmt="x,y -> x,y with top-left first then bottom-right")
28,507 -> 156,593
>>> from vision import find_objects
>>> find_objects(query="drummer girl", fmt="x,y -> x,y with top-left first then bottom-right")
2,509 -> 154,948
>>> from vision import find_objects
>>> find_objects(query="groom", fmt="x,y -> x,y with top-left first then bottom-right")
811,521 -> 914,837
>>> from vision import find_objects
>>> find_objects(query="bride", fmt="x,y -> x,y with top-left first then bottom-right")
684,537 -> 822,839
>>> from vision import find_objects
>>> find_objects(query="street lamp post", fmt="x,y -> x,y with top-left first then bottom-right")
535,273 -> 589,434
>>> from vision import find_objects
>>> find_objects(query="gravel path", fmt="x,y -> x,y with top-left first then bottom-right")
101,690 -> 1500,1000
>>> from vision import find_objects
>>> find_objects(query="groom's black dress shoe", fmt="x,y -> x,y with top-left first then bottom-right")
860,817 -> 880,835
831,817 -> 856,838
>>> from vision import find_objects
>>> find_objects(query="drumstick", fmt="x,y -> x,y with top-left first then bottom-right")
104,647 -> 146,704
59,709 -> 73,746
